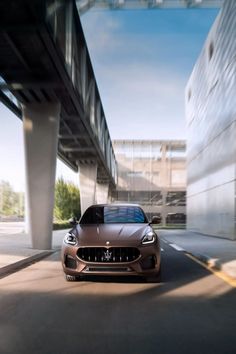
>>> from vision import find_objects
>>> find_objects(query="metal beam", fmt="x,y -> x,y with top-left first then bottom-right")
60,146 -> 95,152
0,81 -> 62,90
59,134 -> 86,139
57,151 -> 78,172
0,90 -> 22,118
76,0 -> 223,14
3,32 -> 31,71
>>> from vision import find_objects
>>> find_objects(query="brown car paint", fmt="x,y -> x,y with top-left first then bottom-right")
61,204 -> 161,281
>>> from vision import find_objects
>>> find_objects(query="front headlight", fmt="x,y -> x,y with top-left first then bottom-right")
64,232 -> 77,245
142,231 -> 156,245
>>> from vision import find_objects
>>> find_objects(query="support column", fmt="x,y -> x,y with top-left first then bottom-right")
161,189 -> 167,227
79,162 -> 97,215
161,143 -> 168,227
96,182 -> 109,205
23,102 -> 60,250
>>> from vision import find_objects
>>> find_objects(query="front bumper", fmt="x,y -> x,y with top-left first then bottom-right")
61,242 -> 161,278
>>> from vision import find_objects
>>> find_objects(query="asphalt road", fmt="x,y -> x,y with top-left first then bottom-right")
0,240 -> 236,354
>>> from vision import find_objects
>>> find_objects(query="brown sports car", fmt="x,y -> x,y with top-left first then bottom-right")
61,204 -> 161,282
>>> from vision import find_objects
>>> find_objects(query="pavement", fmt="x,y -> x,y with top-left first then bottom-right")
158,229 -> 236,281
1,222 -> 236,281
0,222 -> 67,279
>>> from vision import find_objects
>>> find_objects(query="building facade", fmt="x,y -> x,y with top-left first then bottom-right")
186,0 -> 236,239
112,140 -> 186,224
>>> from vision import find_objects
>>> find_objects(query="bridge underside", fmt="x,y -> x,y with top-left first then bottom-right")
0,0 -> 117,248
0,0 -> 116,182
76,0 -> 223,14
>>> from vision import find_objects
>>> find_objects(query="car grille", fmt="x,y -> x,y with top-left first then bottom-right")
77,247 -> 140,263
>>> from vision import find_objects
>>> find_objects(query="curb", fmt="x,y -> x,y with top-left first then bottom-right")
0,250 -> 57,279
187,252 -> 222,271
163,237 -> 222,271
186,251 -> 236,285
162,236 -> 236,284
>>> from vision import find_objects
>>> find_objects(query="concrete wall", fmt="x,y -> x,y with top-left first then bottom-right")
186,0 -> 236,239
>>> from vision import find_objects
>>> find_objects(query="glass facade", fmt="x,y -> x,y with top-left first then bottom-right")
186,0 -> 236,239
112,140 -> 186,224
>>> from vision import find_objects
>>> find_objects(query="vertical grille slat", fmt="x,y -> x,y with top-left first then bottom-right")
77,247 -> 140,263
88,248 -> 91,262
126,248 -> 129,262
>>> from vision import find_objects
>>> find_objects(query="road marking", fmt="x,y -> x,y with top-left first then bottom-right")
169,243 -> 185,252
186,253 -> 236,288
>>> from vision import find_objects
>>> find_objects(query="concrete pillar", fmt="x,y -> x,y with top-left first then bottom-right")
23,102 -> 60,250
96,182 -> 109,204
79,162 -> 97,214
161,189 -> 167,227
160,142 -> 168,186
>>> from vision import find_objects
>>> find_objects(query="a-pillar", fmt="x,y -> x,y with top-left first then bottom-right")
23,102 -> 60,250
79,162 -> 97,215
96,182 -> 109,204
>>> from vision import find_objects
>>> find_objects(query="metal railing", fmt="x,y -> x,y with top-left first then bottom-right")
45,0 -> 117,184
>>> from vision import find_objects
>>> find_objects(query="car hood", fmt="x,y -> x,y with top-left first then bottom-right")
75,224 -> 151,246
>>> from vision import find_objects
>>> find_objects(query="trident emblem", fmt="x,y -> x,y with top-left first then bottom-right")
104,249 -> 112,261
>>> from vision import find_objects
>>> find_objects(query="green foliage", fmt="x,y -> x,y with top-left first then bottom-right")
53,221 -> 71,230
0,180 -> 25,217
153,224 -> 186,230
54,177 -> 81,221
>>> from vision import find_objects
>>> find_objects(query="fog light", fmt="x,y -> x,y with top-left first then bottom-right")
65,255 -> 77,269
140,256 -> 156,270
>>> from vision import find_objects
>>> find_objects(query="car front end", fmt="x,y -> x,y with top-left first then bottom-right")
61,222 -> 161,281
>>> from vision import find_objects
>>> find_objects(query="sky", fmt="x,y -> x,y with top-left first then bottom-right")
0,7 -> 219,192
81,8 -> 219,139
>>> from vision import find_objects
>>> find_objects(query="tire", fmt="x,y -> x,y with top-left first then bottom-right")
65,274 -> 80,282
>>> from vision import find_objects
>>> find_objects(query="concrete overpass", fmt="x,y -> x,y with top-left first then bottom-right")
0,0 -> 117,249
76,0 -> 223,14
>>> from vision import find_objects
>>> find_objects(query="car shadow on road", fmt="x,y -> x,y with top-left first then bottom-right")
1,239 -> 236,354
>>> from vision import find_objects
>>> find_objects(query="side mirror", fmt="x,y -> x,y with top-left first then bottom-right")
68,216 -> 78,226
151,216 -> 161,224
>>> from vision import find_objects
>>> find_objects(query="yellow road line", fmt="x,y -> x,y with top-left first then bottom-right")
185,253 -> 236,288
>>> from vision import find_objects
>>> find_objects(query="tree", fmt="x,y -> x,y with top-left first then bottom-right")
0,180 -> 19,216
54,177 -> 81,221
17,192 -> 25,217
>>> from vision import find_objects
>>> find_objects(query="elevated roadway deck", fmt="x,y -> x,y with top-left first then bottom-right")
76,0 -> 223,14
0,0 -> 117,248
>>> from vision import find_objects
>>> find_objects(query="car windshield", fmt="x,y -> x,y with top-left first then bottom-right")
80,206 -> 148,224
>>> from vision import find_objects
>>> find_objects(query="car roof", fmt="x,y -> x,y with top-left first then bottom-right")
88,203 -> 142,208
